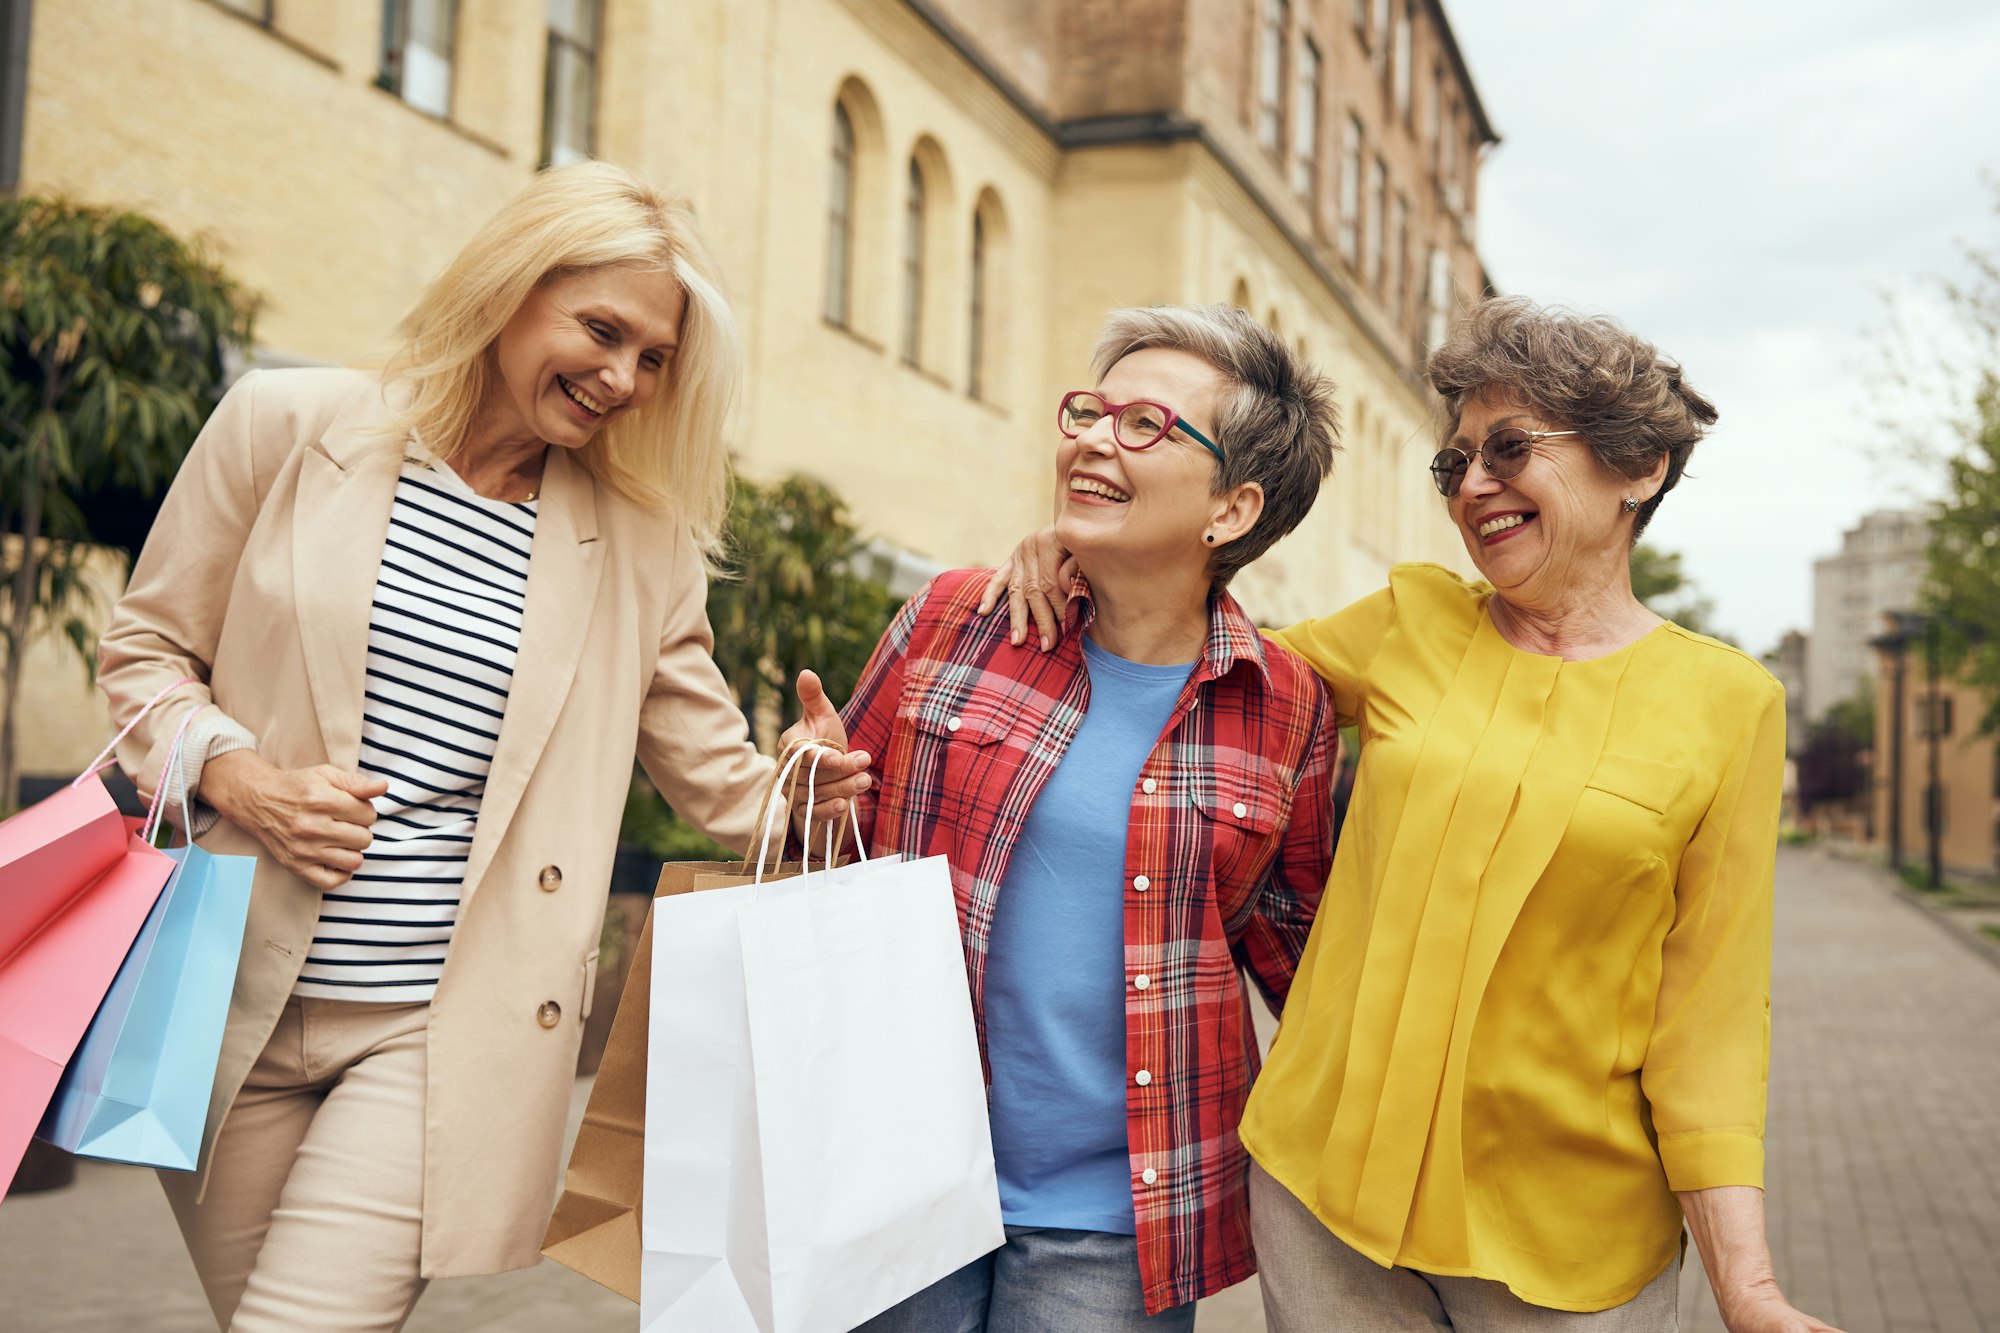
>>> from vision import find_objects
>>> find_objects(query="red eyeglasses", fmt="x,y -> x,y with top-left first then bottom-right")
1057,390 -> 1226,464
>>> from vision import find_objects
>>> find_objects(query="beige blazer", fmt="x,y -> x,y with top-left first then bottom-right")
98,367 -> 775,1277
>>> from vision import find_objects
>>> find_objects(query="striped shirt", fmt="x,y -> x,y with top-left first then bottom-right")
293,458 -> 536,1003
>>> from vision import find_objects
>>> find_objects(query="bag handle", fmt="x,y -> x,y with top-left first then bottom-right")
141,710 -> 200,846
748,737 -> 866,887
73,676 -> 199,789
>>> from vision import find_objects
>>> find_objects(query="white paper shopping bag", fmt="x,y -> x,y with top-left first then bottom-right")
639,745 -> 1002,1333
739,853 -> 1001,1330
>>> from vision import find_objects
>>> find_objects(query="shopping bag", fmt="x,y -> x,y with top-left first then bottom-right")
0,779 -> 131,967
0,681 -> 192,1195
38,748 -> 255,1170
543,743 -> 832,1301
639,745 -> 1002,1333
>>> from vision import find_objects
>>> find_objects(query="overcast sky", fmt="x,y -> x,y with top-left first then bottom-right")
1446,0 -> 2000,656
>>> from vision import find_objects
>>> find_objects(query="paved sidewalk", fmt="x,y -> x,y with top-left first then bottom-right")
3,846 -> 1995,1331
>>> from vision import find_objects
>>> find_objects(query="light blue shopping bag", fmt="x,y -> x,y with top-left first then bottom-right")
36,841 -> 253,1170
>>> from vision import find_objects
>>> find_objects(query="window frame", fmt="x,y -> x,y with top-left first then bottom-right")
540,0 -> 604,168
900,157 -> 926,367
1338,115 -> 1363,269
1257,0 -> 1290,157
824,102 -> 857,328
377,0 -> 460,120
1293,36 -> 1321,203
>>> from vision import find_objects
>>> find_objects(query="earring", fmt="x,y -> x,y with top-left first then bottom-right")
1204,533 -> 1216,544
1622,497 -> 1640,513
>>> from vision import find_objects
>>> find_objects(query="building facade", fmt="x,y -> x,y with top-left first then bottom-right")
6,0 -> 1490,778
1871,629 -> 1998,880
1807,509 -> 1928,725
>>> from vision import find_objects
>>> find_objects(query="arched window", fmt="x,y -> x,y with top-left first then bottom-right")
1231,277 -> 1253,312
968,212 -> 986,397
825,103 -> 855,326
901,158 -> 925,365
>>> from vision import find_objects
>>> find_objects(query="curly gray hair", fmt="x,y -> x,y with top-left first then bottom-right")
1425,297 -> 1718,539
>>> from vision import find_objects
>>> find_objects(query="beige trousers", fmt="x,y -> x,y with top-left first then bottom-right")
1250,1161 -> 1679,1332
160,997 -> 431,1332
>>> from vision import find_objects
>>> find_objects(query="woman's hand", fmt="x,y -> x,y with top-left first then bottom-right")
777,670 -> 870,832
200,750 -> 388,892
975,527 -> 1077,652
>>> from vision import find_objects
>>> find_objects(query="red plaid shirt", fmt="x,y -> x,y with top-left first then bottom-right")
842,569 -> 1335,1312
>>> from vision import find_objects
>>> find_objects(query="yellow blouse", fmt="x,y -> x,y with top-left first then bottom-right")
1239,564 -> 1783,1313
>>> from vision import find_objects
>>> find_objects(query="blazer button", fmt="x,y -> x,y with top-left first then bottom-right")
539,865 -> 563,892
537,1001 -> 562,1028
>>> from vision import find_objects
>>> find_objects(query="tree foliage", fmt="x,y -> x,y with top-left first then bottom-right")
617,472 -> 899,866
1630,542 -> 1723,640
1923,372 -> 2000,733
0,196 -> 255,808
706,473 -> 898,748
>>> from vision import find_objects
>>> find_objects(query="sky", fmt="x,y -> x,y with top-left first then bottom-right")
1445,0 -> 2000,656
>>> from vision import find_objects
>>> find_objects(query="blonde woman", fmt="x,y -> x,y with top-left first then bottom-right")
96,162 -> 865,1331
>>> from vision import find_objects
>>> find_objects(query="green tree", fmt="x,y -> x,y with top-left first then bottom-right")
706,473 -> 898,749
1629,541 -> 1723,640
1923,373 -> 2000,733
616,472 -> 899,865
1885,185 -> 2000,734
0,196 -> 255,809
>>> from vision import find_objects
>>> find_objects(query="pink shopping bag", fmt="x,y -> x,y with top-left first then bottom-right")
0,679 -> 192,1196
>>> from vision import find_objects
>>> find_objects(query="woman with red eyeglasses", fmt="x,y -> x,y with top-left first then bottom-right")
809,304 -> 1340,1330
985,298 -> 1839,1331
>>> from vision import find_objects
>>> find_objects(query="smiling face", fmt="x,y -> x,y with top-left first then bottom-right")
1053,347 -> 1238,582
1446,386 -> 1663,604
487,264 -> 685,451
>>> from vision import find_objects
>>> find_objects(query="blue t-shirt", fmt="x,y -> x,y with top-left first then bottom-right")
983,635 -> 1196,1235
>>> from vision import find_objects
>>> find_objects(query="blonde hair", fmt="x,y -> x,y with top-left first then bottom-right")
382,161 -> 740,559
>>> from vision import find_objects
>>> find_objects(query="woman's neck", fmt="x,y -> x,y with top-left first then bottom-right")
1487,573 -> 1662,661
452,395 -> 550,501
1080,562 -> 1210,665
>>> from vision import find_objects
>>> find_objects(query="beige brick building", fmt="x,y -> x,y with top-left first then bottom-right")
4,0 -> 1491,780
1872,626 -> 1999,881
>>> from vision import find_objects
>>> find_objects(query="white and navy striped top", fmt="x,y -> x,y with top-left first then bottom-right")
293,458 -> 537,1003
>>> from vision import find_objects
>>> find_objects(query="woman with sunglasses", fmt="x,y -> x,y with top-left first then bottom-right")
983,298 -> 1837,1332
814,304 -> 1340,1330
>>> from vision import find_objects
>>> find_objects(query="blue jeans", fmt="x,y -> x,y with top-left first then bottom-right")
854,1225 -> 1198,1333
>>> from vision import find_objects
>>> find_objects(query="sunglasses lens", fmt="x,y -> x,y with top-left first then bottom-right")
1483,429 -> 1535,478
1429,450 -> 1468,497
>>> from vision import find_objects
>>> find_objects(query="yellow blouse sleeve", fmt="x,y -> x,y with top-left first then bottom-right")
1642,679 -> 1785,1193
1269,585 -> 1397,729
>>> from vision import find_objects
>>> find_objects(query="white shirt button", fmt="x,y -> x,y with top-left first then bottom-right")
1132,875 -> 1150,892
1134,974 -> 1151,990
1141,778 -> 1157,795
1134,1069 -> 1152,1087
946,716 -> 962,733
1232,801 -> 1248,818
1141,1168 -> 1159,1185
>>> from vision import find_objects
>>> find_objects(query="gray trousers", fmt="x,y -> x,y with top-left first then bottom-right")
1249,1161 -> 1679,1332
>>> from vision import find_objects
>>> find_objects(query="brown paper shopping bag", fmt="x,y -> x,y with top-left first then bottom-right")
542,742 -> 843,1301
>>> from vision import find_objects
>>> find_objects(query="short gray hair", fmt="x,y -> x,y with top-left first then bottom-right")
1425,297 -> 1718,539
1091,304 -> 1338,593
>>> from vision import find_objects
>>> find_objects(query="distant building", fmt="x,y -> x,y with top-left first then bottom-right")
1763,629 -> 1808,757
1871,622 -> 1998,880
1807,510 -> 1928,724
4,0 -> 1493,780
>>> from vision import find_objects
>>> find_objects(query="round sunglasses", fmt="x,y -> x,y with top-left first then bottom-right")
1429,428 -> 1582,499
